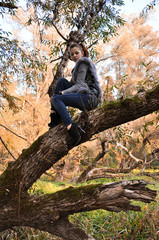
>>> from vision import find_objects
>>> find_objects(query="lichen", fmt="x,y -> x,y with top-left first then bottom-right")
43,183 -> 103,203
100,92 -> 147,112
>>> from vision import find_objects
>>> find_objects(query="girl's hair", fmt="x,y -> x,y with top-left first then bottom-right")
70,43 -> 89,57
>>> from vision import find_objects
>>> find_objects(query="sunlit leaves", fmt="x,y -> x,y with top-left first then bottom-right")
26,0 -> 125,43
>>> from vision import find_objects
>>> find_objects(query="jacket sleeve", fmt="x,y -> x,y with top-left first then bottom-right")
62,63 -> 89,94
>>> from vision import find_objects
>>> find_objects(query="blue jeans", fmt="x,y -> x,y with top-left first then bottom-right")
51,78 -> 99,126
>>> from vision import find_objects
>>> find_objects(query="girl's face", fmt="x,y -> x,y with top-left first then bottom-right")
70,47 -> 84,62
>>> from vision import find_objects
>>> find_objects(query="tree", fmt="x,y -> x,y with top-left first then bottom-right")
0,1 -> 158,239
86,13 -> 159,181
0,84 -> 158,239
96,15 -> 159,98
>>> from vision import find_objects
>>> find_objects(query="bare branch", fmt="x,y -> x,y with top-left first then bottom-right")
0,124 -> 27,141
0,136 -> 16,161
0,2 -> 18,9
50,56 -> 62,63
116,142 -> 143,163
76,140 -> 108,183
52,22 -> 67,42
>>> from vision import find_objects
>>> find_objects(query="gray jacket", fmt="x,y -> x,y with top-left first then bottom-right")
62,57 -> 102,102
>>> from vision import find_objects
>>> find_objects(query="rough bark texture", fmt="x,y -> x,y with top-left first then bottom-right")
0,85 -> 159,239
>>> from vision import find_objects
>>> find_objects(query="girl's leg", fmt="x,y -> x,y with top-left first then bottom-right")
49,78 -> 72,128
51,93 -> 99,126
54,78 -> 72,95
51,92 -> 99,145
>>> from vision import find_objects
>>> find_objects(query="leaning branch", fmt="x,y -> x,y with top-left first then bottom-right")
76,140 -> 108,183
52,22 -> 67,42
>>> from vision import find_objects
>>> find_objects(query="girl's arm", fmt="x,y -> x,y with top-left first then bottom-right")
62,63 -> 89,94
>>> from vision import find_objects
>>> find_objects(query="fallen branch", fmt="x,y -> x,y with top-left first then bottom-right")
116,142 -> 143,163
0,180 -> 157,240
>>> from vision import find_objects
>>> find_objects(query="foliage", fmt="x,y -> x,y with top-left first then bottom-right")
0,30 -> 21,110
0,0 -> 18,15
25,0 -> 125,50
99,16 -> 159,100
70,202 -> 159,240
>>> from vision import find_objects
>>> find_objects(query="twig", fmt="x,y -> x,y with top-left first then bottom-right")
0,124 -> 27,141
0,136 -> 17,161
52,22 -> 67,42
116,142 -> 143,163
50,56 -> 62,63
88,40 -> 98,49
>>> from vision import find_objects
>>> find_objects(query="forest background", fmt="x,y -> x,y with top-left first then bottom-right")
0,0 -> 159,239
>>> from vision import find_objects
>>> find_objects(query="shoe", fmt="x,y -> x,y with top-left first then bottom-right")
48,112 -> 61,129
68,123 -> 85,146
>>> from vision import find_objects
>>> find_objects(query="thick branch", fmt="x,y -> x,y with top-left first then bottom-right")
48,44 -> 70,96
1,85 -> 159,196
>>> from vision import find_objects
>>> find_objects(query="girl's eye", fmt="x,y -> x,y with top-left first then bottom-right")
71,52 -> 79,56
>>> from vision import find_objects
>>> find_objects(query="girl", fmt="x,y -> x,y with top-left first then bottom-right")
49,43 -> 102,146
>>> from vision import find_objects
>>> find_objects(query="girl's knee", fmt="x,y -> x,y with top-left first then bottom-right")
57,77 -> 67,85
51,96 -> 58,106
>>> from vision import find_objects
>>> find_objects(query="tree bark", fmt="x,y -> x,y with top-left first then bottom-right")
0,85 -> 159,238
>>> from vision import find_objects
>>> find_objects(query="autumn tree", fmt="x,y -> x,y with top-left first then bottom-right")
82,12 -> 159,181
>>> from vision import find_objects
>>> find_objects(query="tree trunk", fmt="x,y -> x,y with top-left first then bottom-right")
0,85 -> 159,238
